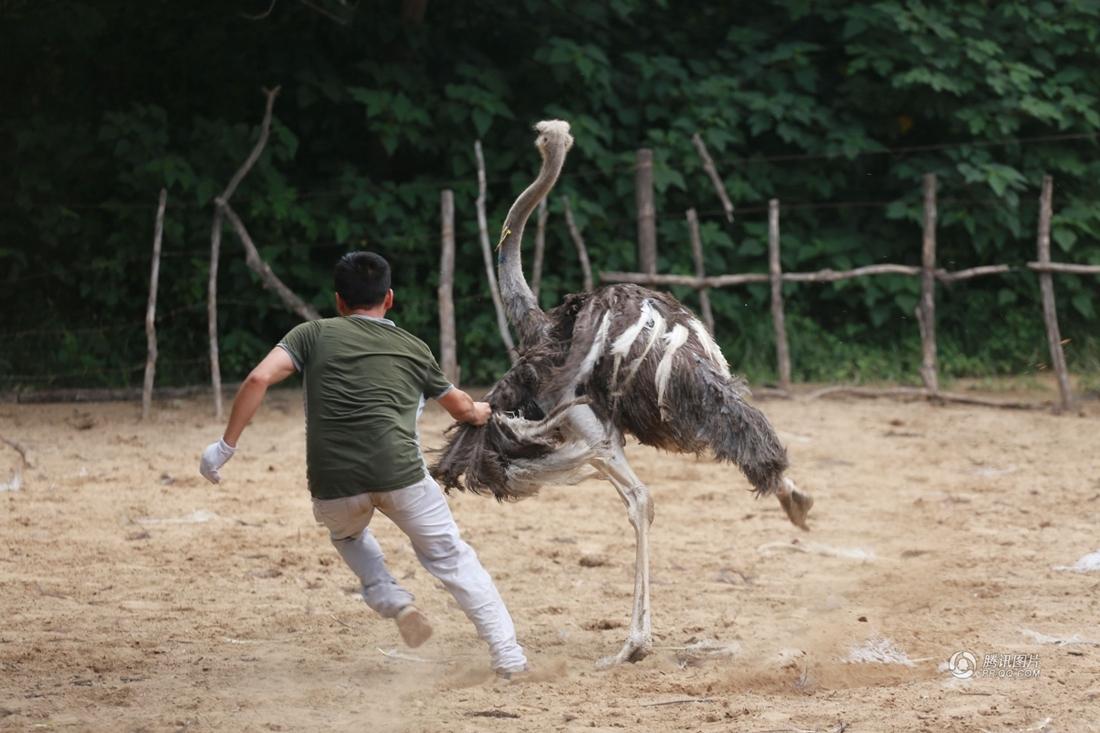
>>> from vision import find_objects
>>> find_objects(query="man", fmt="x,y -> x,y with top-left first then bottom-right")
199,251 -> 528,677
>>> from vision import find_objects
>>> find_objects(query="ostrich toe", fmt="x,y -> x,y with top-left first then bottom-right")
778,478 -> 813,531
596,635 -> 652,669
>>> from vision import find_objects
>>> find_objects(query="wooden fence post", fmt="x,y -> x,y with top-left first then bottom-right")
635,148 -> 657,275
531,198 -> 548,301
208,210 -> 225,420
1036,175 -> 1073,411
561,196 -> 594,292
685,208 -> 714,334
142,189 -> 167,420
473,140 -> 517,362
768,199 -> 792,390
438,190 -> 459,385
918,173 -> 939,394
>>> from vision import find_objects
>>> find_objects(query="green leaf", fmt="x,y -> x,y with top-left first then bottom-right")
1072,292 -> 1095,319
1052,228 -> 1078,253
472,109 -> 492,138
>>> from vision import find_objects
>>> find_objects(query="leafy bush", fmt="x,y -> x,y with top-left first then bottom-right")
2,1 -> 1098,389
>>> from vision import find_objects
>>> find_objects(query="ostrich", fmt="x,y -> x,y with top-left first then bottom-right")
432,120 -> 813,668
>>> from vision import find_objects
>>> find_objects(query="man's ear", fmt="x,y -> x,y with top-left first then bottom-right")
335,292 -> 349,315
384,289 -> 394,310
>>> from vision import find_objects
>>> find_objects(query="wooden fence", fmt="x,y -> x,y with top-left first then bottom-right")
601,172 -> 1099,412
114,89 -> 1097,418
432,134 -> 1095,415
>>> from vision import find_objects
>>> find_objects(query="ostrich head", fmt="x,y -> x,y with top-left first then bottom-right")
534,120 -> 574,158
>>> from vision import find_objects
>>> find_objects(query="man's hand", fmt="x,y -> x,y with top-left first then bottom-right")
200,438 -> 236,483
437,388 -> 493,426
468,401 -> 491,426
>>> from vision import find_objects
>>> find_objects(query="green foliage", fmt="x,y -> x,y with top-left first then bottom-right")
2,1 -> 1099,390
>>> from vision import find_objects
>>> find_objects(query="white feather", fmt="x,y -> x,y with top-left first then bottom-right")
610,300 -> 654,387
621,310 -> 666,390
612,300 -> 653,356
504,441 -> 598,497
575,311 -> 612,385
688,319 -> 731,377
656,324 -> 690,416
492,406 -> 598,498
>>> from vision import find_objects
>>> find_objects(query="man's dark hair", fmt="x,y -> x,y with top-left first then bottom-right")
334,251 -> 391,309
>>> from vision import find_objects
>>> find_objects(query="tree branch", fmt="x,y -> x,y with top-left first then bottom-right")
216,87 -> 281,208
240,0 -> 279,20
691,133 -> 734,224
474,139 -> 517,362
561,195 -> 593,292
223,203 -> 321,321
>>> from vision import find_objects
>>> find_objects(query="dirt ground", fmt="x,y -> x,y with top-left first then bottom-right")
2,381 -> 1099,732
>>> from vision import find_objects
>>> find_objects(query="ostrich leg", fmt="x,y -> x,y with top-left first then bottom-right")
595,443 -> 654,668
565,405 -> 654,668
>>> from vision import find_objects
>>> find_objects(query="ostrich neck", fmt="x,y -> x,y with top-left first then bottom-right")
497,145 -> 566,347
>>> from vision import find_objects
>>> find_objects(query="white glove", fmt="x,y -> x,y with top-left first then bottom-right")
200,438 -> 236,484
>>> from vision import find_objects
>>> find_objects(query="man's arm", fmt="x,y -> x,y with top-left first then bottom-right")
223,347 -> 297,446
200,347 -> 297,483
437,387 -> 491,426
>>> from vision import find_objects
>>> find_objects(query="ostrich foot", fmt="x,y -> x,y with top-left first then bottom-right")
778,477 -> 813,531
596,635 -> 652,669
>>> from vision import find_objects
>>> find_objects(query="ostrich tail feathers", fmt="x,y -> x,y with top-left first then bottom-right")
663,357 -> 789,497
430,417 -> 552,501
430,407 -> 594,501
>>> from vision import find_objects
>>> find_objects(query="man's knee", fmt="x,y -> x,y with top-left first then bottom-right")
415,532 -> 470,564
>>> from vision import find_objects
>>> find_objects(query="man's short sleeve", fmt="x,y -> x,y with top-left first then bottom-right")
278,320 -> 323,371
422,353 -> 453,399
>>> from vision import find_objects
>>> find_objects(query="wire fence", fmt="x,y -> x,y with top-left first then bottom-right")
603,175 -> 1098,412
3,128 -> 1098,404
2,129 -> 1096,212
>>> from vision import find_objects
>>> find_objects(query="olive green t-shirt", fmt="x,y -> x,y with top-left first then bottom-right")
278,315 -> 453,499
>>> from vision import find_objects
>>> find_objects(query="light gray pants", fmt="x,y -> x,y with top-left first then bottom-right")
311,474 -> 527,673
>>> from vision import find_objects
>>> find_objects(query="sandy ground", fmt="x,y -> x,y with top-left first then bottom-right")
2,383 -> 1099,732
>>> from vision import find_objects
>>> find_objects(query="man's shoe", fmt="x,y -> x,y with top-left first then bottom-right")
495,664 -> 531,682
395,606 -> 432,648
